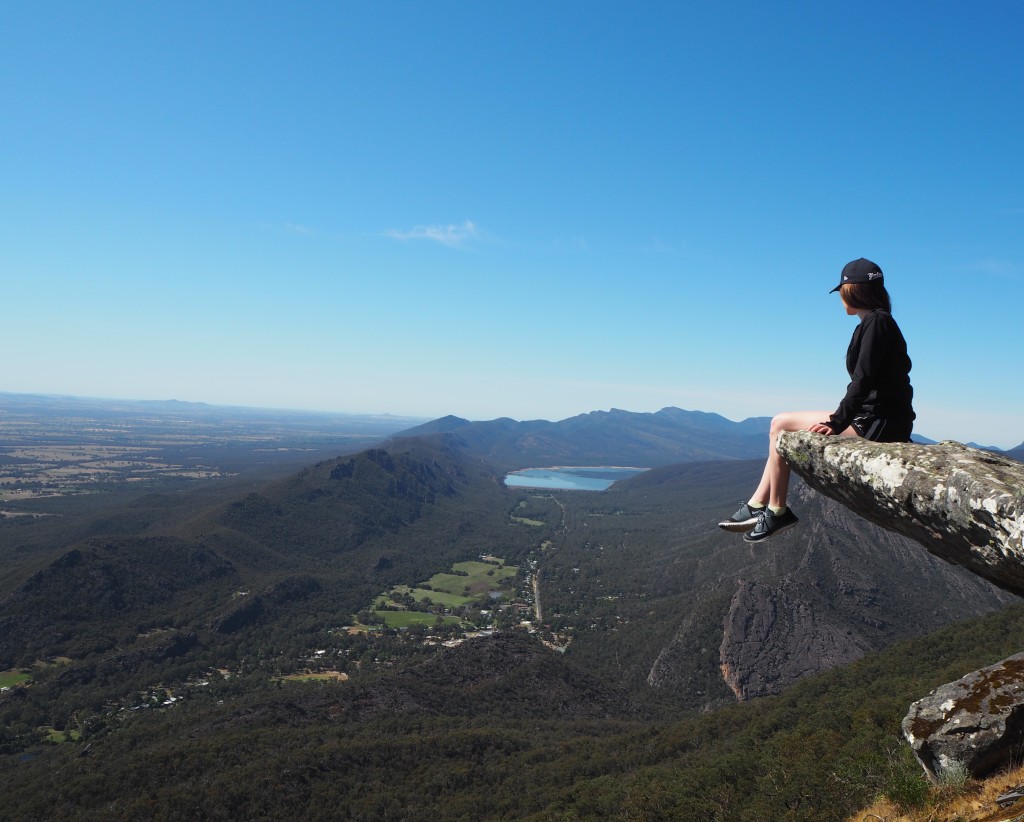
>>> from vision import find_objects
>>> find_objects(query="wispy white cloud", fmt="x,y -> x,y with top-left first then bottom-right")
547,235 -> 591,253
963,258 -> 1023,280
385,220 -> 481,248
639,238 -> 675,255
284,222 -> 316,237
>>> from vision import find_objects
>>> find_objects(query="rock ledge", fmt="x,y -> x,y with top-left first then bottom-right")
776,433 -> 1024,596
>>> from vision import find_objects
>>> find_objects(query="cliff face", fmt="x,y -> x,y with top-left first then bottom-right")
718,577 -> 873,701
776,433 -> 1024,596
711,482 -> 1015,702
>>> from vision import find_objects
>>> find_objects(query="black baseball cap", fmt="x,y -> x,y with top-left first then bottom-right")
830,258 -> 883,293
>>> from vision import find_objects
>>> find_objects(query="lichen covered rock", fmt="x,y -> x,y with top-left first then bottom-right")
902,652 -> 1024,781
776,433 -> 1024,595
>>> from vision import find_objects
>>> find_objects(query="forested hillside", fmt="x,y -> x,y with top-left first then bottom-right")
6,604 -> 1024,819
1,434 -> 534,667
1,432 -> 1019,819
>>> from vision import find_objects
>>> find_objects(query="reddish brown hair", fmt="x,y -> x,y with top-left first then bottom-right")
840,281 -> 892,313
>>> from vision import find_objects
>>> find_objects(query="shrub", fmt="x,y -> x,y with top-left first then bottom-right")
882,753 -> 930,811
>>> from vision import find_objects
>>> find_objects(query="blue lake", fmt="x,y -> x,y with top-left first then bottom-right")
503,466 -> 648,491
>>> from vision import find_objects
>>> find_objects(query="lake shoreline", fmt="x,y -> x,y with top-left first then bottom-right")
503,465 -> 649,491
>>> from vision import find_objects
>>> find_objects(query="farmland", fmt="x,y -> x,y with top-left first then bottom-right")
0,392 -> 424,503
357,558 -> 522,632
0,669 -> 30,689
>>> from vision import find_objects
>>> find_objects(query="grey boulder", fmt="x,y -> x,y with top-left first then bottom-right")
902,652 -> 1024,781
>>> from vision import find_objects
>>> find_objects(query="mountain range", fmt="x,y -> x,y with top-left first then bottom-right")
400,406 -> 772,468
399,406 -> 1023,468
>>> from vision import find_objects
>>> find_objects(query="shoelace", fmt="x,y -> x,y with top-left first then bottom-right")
752,508 -> 772,530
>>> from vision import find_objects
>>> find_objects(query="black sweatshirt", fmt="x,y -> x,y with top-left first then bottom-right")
826,309 -> 914,438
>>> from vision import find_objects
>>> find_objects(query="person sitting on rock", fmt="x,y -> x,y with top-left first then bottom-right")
719,258 -> 915,542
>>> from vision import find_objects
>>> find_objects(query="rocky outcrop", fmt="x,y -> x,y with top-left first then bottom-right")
776,433 -> 1024,596
902,652 -> 1024,782
776,433 -> 1024,780
712,483 -> 1016,702
211,595 -> 264,634
719,579 -> 873,700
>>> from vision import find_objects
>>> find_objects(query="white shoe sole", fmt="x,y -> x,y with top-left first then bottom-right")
718,517 -> 759,533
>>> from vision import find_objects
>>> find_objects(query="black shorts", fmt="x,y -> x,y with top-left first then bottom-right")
851,414 -> 912,443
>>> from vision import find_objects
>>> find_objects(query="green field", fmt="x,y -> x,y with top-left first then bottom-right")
376,560 -> 517,608
454,560 -> 515,577
427,561 -> 517,596
411,587 -> 473,607
359,558 -> 518,631
378,585 -> 473,608
278,671 -> 349,682
511,516 -> 544,526
0,659 -> 74,689
40,727 -> 81,743
0,670 -> 31,688
373,611 -> 464,628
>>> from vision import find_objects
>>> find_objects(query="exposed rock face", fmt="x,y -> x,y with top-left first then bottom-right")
720,579 -> 873,701
211,596 -> 264,634
776,433 -> 1024,779
902,652 -> 1024,781
711,483 -> 1016,702
777,433 -> 1024,596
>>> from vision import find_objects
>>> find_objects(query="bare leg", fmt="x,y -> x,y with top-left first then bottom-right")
750,411 -> 857,509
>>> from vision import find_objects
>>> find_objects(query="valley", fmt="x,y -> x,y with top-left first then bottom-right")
1,398 -> 1022,819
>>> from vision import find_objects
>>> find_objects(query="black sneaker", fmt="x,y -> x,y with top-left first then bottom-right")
743,507 -> 799,542
718,502 -> 764,533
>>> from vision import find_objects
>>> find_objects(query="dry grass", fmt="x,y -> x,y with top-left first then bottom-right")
850,763 -> 1024,822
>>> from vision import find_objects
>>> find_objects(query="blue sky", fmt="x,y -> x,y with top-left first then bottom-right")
2,2 -> 1022,447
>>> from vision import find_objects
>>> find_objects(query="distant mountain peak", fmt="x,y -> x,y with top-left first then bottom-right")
399,415 -> 471,436
395,407 -> 772,469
